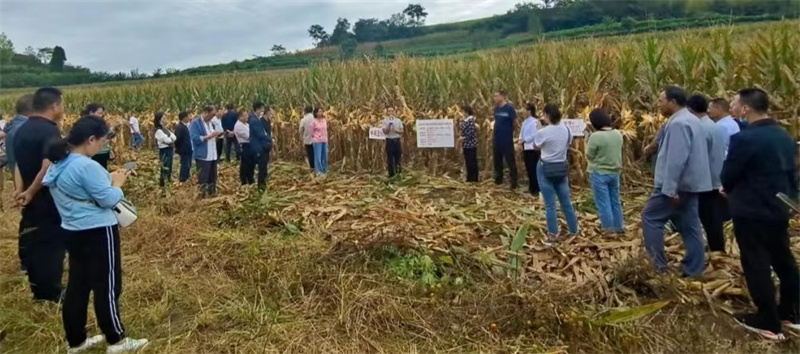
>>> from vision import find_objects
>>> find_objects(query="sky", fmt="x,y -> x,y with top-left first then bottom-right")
0,0 -> 520,73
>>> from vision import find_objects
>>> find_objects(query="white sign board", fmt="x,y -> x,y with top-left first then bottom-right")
562,119 -> 586,137
416,119 -> 455,148
368,127 -> 386,140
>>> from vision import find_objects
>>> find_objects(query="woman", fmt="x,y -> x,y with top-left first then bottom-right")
459,105 -> 479,182
534,103 -> 579,244
518,103 -> 540,196
154,111 -> 176,188
311,107 -> 329,176
41,116 -> 148,353
586,108 -> 624,234
234,110 -> 254,185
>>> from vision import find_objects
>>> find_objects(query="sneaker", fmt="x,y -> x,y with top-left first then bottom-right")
734,313 -> 785,341
106,338 -> 149,353
543,234 -> 561,247
67,335 -> 104,354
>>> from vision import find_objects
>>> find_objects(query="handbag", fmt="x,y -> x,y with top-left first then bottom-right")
55,176 -> 138,228
541,125 -> 571,181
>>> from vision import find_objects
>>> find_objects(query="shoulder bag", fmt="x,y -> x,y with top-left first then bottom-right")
55,176 -> 138,228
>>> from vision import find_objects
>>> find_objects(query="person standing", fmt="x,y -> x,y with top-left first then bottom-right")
154,111 -> 176,188
586,108 -> 624,234
492,90 -> 518,190
13,87 -> 67,303
708,98 -> 740,155
459,105 -> 479,182
190,106 -> 222,197
723,88 -> 799,340
128,114 -> 143,151
688,94 -> 728,253
641,86 -> 711,278
535,104 -> 578,245
174,110 -> 193,183
299,106 -> 315,172
83,103 -> 112,169
221,104 -> 240,163
41,115 -> 149,353
311,107 -> 329,176
248,102 -> 272,190
382,107 -> 404,178
234,110 -> 254,185
518,103 -> 540,196
210,111 -> 224,163
4,94 -> 33,274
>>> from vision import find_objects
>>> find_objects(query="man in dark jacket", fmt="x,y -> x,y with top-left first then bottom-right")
174,110 -> 194,183
249,102 -> 272,190
492,90 -> 518,190
221,104 -> 239,162
722,88 -> 799,340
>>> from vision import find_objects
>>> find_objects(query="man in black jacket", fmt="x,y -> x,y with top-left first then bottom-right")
722,88 -> 799,340
174,110 -> 193,183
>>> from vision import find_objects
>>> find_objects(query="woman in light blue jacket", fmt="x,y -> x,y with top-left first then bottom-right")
42,115 -> 148,353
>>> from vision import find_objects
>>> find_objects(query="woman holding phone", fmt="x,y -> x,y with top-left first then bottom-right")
42,115 -> 148,353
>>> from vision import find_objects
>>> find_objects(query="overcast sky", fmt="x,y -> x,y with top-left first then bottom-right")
0,0 -> 520,73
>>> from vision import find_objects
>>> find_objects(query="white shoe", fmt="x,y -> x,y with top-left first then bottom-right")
67,335 -> 104,354
106,338 -> 149,353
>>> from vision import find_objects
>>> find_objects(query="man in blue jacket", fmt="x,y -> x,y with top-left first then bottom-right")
249,102 -> 272,190
190,105 -> 223,197
221,104 -> 239,162
492,90 -> 518,190
174,110 -> 194,183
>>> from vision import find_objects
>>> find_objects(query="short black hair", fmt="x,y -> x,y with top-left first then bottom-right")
15,94 -> 34,115
495,90 -> 507,97
543,103 -> 562,124
203,105 -> 216,113
709,98 -> 730,112
687,94 -> 709,114
178,110 -> 190,121
225,103 -> 234,110
303,105 -> 313,114
525,102 -> 536,116
82,102 -> 105,116
663,86 -> 687,107
253,101 -> 266,111
589,108 -> 612,130
461,105 -> 474,116
32,87 -> 63,112
738,88 -> 769,113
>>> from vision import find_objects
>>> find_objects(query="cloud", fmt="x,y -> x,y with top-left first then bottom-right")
0,0 -> 517,73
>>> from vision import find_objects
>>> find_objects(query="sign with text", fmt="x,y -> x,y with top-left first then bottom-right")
562,119 -> 586,137
368,127 -> 386,140
416,119 -> 455,148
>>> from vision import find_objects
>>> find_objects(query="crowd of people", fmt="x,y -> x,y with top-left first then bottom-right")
0,83 -> 797,352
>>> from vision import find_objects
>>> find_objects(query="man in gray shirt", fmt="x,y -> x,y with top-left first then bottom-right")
641,86 -> 712,277
382,107 -> 404,178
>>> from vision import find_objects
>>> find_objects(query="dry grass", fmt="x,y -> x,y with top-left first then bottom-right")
1,154 -> 800,353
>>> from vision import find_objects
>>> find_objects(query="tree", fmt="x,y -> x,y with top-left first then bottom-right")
620,16 -> 637,32
402,4 -> 428,26
329,18 -> 354,45
339,38 -> 358,60
152,68 -> 163,78
37,47 -> 53,64
271,44 -> 287,56
308,24 -> 330,47
24,46 -> 36,57
354,18 -> 385,42
49,46 -> 66,71
0,32 -> 14,63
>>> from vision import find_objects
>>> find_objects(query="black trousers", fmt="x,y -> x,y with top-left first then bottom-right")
305,144 -> 315,171
215,139 -> 224,161
493,143 -> 518,188
196,159 -> 218,196
463,147 -> 479,182
239,143 -> 255,185
699,190 -> 728,252
19,217 -> 65,302
63,225 -> 125,347
91,152 -> 110,170
256,147 -> 270,189
386,138 -> 402,177
158,147 -> 173,188
178,153 -> 192,183
522,150 -> 541,194
224,136 -> 240,162
734,217 -> 800,332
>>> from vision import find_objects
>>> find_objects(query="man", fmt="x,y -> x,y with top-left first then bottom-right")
129,114 -> 143,150
174,110 -> 194,183
234,110 -> 254,185
688,94 -> 728,253
492,90 -> 518,190
382,107 -> 404,178
722,88 -> 799,341
190,106 -> 223,196
221,103 -> 240,162
298,106 -> 315,172
708,98 -> 740,155
84,103 -> 113,169
641,86 -> 711,278
5,94 -> 33,180
249,102 -> 272,190
13,87 -> 68,303
210,110 -> 224,162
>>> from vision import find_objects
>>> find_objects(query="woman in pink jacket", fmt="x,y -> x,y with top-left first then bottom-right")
311,107 -> 329,176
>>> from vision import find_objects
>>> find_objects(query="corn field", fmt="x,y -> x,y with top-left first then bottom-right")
1,21 -> 799,178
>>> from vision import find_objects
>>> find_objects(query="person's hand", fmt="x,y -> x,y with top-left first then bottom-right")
669,195 -> 680,206
719,188 -> 727,198
15,190 -> 33,207
111,170 -> 130,187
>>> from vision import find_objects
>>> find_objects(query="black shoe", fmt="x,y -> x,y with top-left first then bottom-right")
734,313 -> 785,341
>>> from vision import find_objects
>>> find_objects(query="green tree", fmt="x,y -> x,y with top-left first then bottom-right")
0,33 -> 14,64
620,17 -> 637,32
37,47 -> 54,64
402,4 -> 428,26
330,18 -> 354,45
339,38 -> 358,59
49,46 -> 66,71
308,24 -> 330,47
271,44 -> 287,56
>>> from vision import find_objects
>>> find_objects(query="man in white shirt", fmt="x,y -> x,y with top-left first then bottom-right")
298,106 -> 315,172
381,107 -> 404,178
233,111 -> 255,185
129,115 -> 144,150
709,98 -> 740,156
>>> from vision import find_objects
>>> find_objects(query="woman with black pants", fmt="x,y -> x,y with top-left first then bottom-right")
518,102 -> 541,196
460,105 -> 479,182
154,111 -> 176,188
41,115 -> 147,353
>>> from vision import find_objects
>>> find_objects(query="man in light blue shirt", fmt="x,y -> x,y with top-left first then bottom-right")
641,86 -> 712,277
4,94 -> 33,175
709,98 -> 740,156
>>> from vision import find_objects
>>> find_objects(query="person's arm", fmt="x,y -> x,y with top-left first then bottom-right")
660,122 -> 692,198
299,118 -> 306,137
533,127 -> 546,149
586,134 -> 598,163
189,121 -> 205,148
381,119 -> 390,134
14,164 -> 23,194
396,120 -> 404,134
18,159 -> 51,206
83,164 -> 124,208
721,134 -> 752,194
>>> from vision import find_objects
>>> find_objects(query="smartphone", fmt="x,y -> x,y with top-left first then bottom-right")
778,192 -> 800,214
124,162 -> 136,172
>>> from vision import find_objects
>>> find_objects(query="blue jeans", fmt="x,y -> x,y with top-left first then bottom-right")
179,153 -> 192,182
158,148 -> 174,187
131,133 -> 144,149
590,171 -> 624,232
536,163 -> 579,236
641,190 -> 705,276
313,142 -> 328,174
